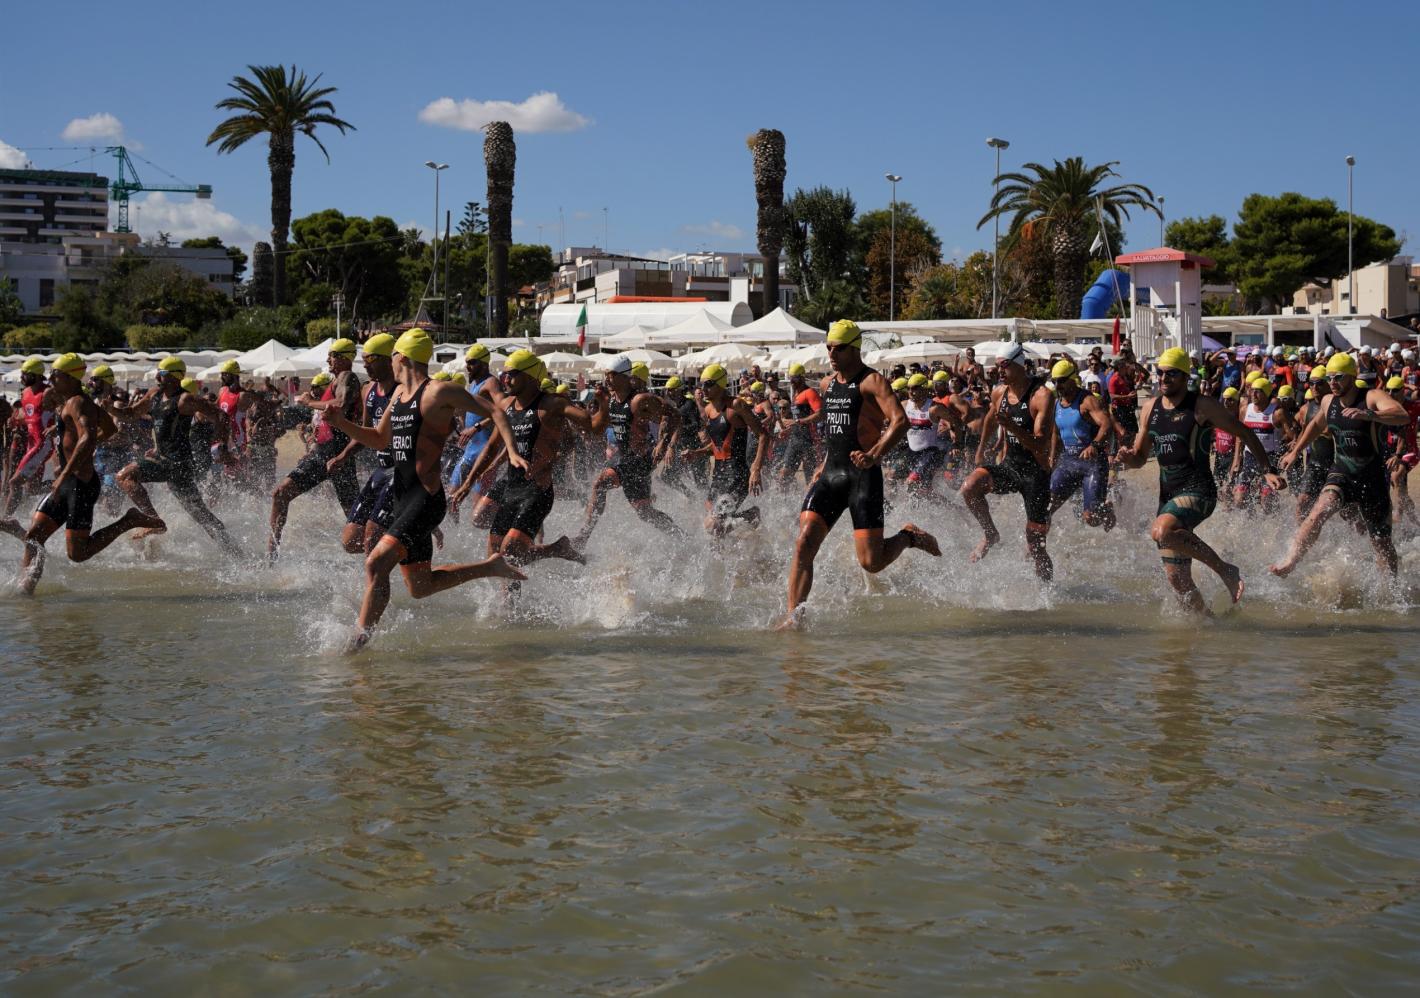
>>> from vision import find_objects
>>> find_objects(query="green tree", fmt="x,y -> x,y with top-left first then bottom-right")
206,64 -> 355,307
784,186 -> 858,307
51,286 -> 122,352
1164,214 -> 1232,283
182,236 -> 249,283
865,223 -> 941,319
250,242 -> 274,305
458,201 -> 486,237
483,120 -> 516,336
978,157 -> 1157,319
1229,193 -> 1399,312
508,243 -> 554,293
305,317 -> 337,345
125,324 -> 191,350
2,323 -> 53,349
0,279 -> 24,331
287,209 -> 407,323
747,129 -> 787,315
794,279 -> 864,330
854,203 -> 941,274
214,306 -> 303,350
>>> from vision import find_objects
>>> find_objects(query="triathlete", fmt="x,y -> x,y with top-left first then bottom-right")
1117,348 -> 1281,612
319,329 -> 527,651
901,373 -> 953,505
1270,352 -> 1409,578
693,363 -> 768,536
778,362 -> 822,489
1046,358 -> 1117,530
959,342 -> 1057,581
780,320 -> 940,628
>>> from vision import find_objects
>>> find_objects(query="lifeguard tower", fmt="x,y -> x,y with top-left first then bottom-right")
1114,248 -> 1214,357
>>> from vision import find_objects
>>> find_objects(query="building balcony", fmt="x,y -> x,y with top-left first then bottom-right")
54,198 -> 108,209
0,183 -> 108,197
0,210 -> 41,220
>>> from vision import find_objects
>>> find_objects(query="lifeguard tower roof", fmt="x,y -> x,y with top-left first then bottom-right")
1115,247 -> 1216,269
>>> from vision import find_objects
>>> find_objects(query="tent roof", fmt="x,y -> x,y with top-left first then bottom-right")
723,307 -> 825,344
1115,246 -> 1216,268
234,339 -> 297,368
645,310 -> 735,346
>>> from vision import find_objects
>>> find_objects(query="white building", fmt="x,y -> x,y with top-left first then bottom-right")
537,247 -> 794,316
1290,257 -> 1419,319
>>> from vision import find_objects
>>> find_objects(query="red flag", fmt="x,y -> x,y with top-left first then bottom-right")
1111,316 -> 1121,355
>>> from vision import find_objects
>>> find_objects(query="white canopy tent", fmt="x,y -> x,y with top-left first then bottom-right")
541,351 -> 598,375
779,344 -> 831,373
875,342 -> 963,366
253,356 -> 325,380
675,342 -> 764,373
645,310 -> 736,348
722,307 -> 824,346
233,339 -> 296,371
599,325 -> 653,350
612,348 -> 676,373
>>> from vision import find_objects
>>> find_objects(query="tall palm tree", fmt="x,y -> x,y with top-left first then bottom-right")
978,158 -> 1156,319
746,129 -> 786,315
207,65 -> 355,307
483,121 -> 516,338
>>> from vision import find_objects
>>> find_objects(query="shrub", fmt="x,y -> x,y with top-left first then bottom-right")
2,324 -> 52,350
305,317 -> 337,346
125,323 -> 191,350
214,307 -> 303,351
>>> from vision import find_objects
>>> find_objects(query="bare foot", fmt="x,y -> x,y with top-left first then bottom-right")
774,605 -> 806,631
1267,561 -> 1293,580
545,535 -> 586,565
433,527 -> 445,551
18,544 -> 44,596
969,530 -> 999,563
901,523 -> 942,556
132,523 -> 167,540
1220,562 -> 1246,601
344,629 -> 372,655
486,554 -> 528,581
124,508 -> 166,533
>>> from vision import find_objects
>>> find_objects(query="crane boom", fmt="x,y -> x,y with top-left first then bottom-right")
107,145 -> 212,233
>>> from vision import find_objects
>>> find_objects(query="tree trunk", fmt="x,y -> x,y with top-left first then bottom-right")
267,130 -> 295,308
748,129 -> 786,317
1051,224 -> 1088,320
483,122 -> 516,338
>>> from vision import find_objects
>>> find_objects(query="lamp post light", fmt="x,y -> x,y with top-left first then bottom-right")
1158,195 -> 1166,245
986,137 -> 1010,319
424,161 -> 448,303
885,173 -> 901,321
1345,155 -> 1355,314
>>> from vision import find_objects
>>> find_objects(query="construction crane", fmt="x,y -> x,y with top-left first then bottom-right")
106,145 -> 211,233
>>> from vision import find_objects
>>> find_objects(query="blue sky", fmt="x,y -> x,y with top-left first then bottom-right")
3,0 -> 1416,264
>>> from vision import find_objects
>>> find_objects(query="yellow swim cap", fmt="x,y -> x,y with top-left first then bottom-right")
158,355 -> 187,376
891,377 -> 908,392
701,363 -> 729,388
630,362 -> 651,382
788,362 -> 807,377
1309,364 -> 1326,381
1249,378 -> 1273,398
219,359 -> 241,375
431,371 -> 452,382
52,352 -> 86,377
932,370 -> 950,383
1387,375 -> 1404,390
556,384 -> 569,395
1277,385 -> 1295,399
1304,388 -> 1315,400
827,319 -> 862,348
750,380 -> 765,393
1221,386 -> 1240,400
180,377 -> 199,395
505,348 -> 547,383
91,364 -> 115,383
665,376 -> 683,391
20,356 -> 45,376
1326,352 -> 1358,377
1050,358 -> 1077,381
394,328 -> 434,364
465,343 -> 491,363
311,371 -> 332,388
329,337 -> 357,357
540,377 -> 555,390
1155,347 -> 1190,373
450,372 -> 467,386
363,333 -> 396,358
907,373 -> 929,388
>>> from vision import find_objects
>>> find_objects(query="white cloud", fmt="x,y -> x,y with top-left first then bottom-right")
399,220 -> 429,240
513,218 -> 525,228
681,220 -> 745,242
418,92 -> 591,134
62,112 -> 126,143
0,138 -> 28,168
120,192 -> 266,250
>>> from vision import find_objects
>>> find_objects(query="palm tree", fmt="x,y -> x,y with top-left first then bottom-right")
978,158 -> 1156,319
483,121 -> 516,338
746,129 -> 786,315
207,65 -> 355,307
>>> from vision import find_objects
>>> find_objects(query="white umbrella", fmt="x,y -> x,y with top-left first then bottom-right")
675,342 -> 763,373
600,325 -> 652,349
253,357 -> 325,379
876,342 -> 963,365
778,344 -> 831,373
541,351 -> 597,374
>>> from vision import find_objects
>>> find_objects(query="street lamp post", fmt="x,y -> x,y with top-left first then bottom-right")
885,173 -> 902,321
1158,195 -> 1166,245
424,161 -> 448,307
332,292 -> 344,338
1345,155 -> 1355,314
986,137 -> 1010,319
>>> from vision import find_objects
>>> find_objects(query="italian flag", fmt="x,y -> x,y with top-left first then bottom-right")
576,304 -> 589,354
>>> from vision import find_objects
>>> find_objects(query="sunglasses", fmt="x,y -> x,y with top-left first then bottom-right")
827,342 -> 857,353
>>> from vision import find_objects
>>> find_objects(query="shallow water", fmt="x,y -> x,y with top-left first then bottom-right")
3,467 -> 1420,994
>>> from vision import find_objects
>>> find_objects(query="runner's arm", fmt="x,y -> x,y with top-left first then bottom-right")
50,401 -> 97,493
323,397 -> 392,451
1199,395 -> 1283,484
973,389 -> 1002,466
1359,389 -> 1412,427
859,373 -> 908,464
1115,397 -> 1155,468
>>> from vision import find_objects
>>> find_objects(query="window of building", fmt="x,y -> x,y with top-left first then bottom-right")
39,278 -> 55,308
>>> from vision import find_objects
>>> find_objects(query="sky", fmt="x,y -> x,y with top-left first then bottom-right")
3,0 -> 1416,265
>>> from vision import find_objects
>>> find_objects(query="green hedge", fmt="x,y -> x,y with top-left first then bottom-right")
125,324 -> 192,350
